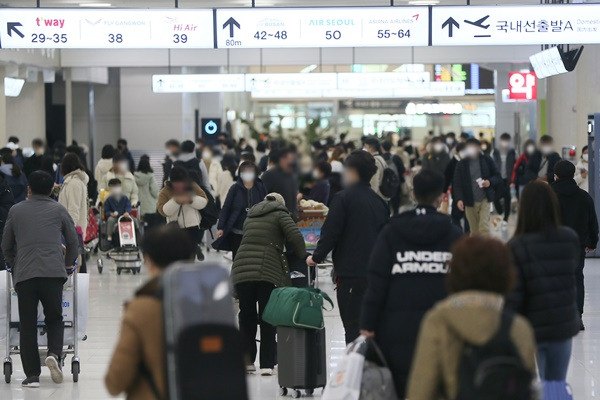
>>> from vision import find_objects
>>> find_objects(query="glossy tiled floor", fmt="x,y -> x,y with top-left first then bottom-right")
1,250 -> 600,399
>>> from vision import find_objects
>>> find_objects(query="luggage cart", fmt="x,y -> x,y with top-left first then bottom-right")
97,212 -> 143,275
3,270 -> 83,383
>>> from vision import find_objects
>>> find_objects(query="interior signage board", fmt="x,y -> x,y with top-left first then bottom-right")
215,7 -> 429,48
431,4 -> 600,46
152,74 -> 245,93
0,9 -> 214,49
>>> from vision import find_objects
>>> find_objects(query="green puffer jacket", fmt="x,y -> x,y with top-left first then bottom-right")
232,199 -> 306,288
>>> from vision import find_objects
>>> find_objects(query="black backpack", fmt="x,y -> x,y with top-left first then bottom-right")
199,186 -> 218,231
456,310 -> 532,400
378,157 -> 400,198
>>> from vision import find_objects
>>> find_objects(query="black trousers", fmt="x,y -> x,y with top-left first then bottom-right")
336,277 -> 368,344
493,179 -> 511,221
450,197 -> 470,233
15,277 -> 65,378
235,281 -> 277,368
230,233 -> 243,260
577,248 -> 586,316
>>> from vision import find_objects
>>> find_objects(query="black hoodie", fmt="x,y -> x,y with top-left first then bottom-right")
360,205 -> 463,397
552,178 -> 599,249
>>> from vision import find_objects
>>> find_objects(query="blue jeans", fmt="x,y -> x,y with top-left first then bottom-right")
537,339 -> 573,380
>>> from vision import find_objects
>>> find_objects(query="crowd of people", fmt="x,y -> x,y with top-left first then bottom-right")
0,129 -> 596,399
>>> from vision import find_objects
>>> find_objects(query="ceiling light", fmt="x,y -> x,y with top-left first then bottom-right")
79,3 -> 112,7
300,65 -> 318,73
408,0 -> 440,5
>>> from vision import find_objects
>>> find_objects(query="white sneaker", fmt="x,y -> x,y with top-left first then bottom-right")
246,364 -> 256,373
260,368 -> 274,376
45,355 -> 63,384
223,252 -> 233,261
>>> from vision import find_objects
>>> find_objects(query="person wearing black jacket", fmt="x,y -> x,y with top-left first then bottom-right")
491,133 -> 517,222
507,181 -> 580,381
552,160 -> 599,329
360,170 -> 462,397
214,162 -> 266,258
307,150 -> 389,344
453,138 -> 502,235
524,135 -> 561,184
382,141 -> 406,215
445,142 -> 469,232
0,175 -> 14,270
261,148 -> 299,215
117,139 -> 136,174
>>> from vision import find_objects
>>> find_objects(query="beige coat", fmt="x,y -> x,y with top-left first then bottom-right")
216,170 -> 235,205
157,183 -> 208,228
94,158 -> 113,185
407,291 -> 537,400
105,278 -> 166,400
203,158 -> 223,193
58,169 -> 89,234
99,171 -> 139,205
370,153 -> 388,200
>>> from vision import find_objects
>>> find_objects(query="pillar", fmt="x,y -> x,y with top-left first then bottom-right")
0,66 -> 6,145
65,68 -> 73,145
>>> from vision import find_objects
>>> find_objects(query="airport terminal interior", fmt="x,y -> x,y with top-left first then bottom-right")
0,0 -> 599,399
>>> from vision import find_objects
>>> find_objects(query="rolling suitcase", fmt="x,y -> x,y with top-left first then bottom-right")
277,263 -> 328,398
162,262 -> 248,400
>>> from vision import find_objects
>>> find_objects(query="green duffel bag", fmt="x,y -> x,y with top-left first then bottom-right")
262,286 -> 334,330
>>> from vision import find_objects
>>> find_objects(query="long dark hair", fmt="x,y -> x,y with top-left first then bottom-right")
514,181 -> 561,236
60,152 -> 85,176
137,155 -> 153,174
0,150 -> 21,177
221,153 -> 238,179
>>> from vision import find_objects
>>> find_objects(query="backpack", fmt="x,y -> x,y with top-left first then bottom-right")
456,310 -> 532,400
199,186 -> 218,231
378,156 -> 400,198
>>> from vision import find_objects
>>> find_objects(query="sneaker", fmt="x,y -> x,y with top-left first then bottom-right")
21,377 -> 40,388
45,354 -> 63,384
260,368 -> 274,376
196,246 -> 205,261
246,364 -> 256,373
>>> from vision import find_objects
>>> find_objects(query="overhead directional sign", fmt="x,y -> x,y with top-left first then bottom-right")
215,7 -> 429,48
0,9 -> 214,49
432,4 -> 600,46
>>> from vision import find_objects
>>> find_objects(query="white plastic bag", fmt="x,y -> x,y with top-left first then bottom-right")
322,336 -> 366,400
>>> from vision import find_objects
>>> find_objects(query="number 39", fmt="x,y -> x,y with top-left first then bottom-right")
173,34 -> 188,43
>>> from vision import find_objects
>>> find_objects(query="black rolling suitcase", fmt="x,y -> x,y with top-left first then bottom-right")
277,264 -> 328,398
162,262 -> 248,400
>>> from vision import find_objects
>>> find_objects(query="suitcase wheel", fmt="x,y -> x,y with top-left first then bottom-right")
279,387 -> 288,396
306,388 -> 314,396
4,361 -> 12,383
292,389 -> 301,398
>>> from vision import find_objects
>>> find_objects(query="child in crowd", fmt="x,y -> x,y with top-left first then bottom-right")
104,178 -> 132,242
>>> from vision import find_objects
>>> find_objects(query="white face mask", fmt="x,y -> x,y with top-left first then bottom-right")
202,151 -> 212,160
526,145 -> 536,155
433,143 -> 445,153
541,145 -> 553,156
447,138 -> 455,145
240,171 -> 255,183
459,150 -> 468,159
583,154 -> 589,162
326,151 -> 333,159
481,144 -> 488,151
312,170 -> 321,180
500,140 -> 510,149
119,162 -> 129,172
110,187 -> 122,197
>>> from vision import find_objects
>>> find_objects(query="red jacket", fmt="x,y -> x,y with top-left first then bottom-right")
511,154 -> 529,185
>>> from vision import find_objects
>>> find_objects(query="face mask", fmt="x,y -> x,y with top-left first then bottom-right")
119,162 -> 129,172
240,171 -> 255,183
500,140 -> 510,149
433,143 -> 444,153
447,138 -> 455,145
526,145 -> 535,155
459,150 -> 468,159
312,170 -> 321,180
583,154 -> 589,162
326,151 -> 333,159
481,144 -> 488,151
110,187 -> 122,197
202,151 -> 212,160
541,145 -> 553,155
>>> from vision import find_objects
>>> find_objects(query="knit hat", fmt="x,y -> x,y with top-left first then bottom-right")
265,193 -> 285,206
554,160 -> 576,180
